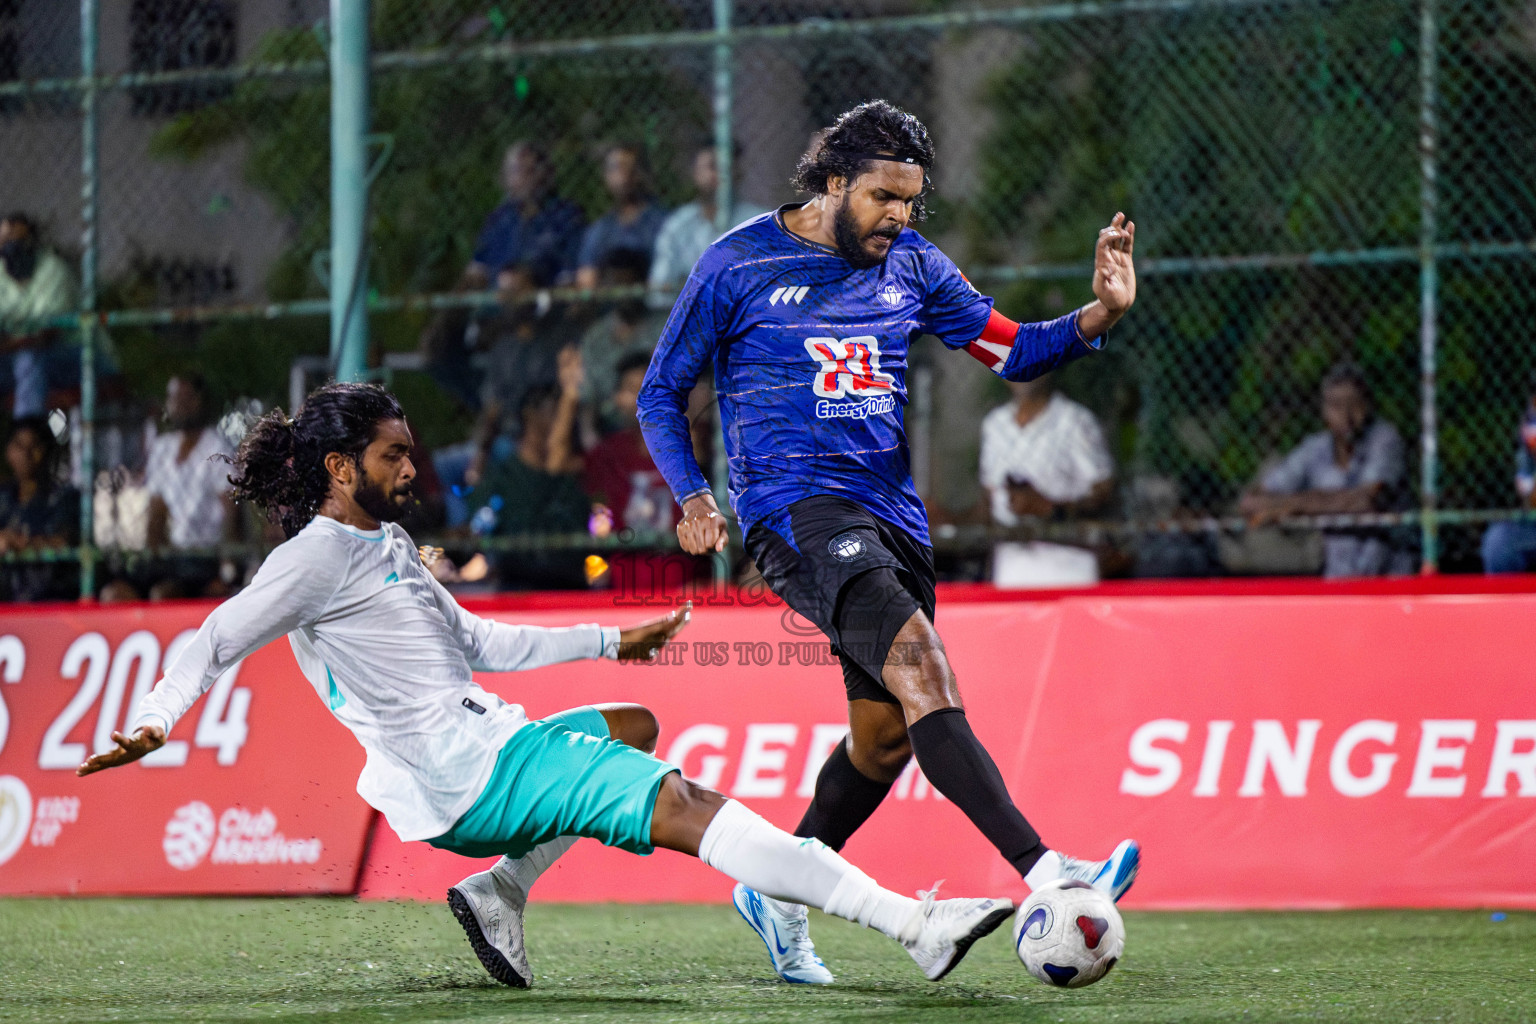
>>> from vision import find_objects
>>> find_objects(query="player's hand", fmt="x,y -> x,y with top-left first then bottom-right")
75,725 -> 165,777
1092,213 -> 1136,314
678,493 -> 729,555
616,601 -> 692,661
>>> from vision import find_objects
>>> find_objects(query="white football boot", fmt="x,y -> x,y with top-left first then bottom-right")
1056,839 -> 1141,902
447,867 -> 531,987
901,884 -> 1016,982
731,884 -> 835,984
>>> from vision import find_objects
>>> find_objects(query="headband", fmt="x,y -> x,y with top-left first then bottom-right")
838,150 -> 930,169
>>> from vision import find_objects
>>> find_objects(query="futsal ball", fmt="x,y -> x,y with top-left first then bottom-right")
1013,879 -> 1125,988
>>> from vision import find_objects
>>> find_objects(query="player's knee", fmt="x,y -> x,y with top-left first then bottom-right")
856,738 -> 912,783
598,703 -> 660,754
649,772 -> 727,855
849,721 -> 913,783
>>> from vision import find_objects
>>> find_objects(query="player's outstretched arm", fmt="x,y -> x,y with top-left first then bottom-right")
76,725 -> 165,776
955,214 -> 1136,382
1075,212 -> 1136,342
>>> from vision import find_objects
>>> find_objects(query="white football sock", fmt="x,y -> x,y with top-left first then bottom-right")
764,895 -> 808,918
1023,849 -> 1062,891
698,799 -> 919,941
492,835 -> 578,893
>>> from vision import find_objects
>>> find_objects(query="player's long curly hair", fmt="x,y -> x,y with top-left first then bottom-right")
226,382 -> 405,539
792,100 -> 935,221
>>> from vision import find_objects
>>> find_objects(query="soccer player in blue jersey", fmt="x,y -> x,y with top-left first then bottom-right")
637,100 -> 1141,985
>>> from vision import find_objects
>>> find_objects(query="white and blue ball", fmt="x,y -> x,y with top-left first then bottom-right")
1013,878 -> 1125,988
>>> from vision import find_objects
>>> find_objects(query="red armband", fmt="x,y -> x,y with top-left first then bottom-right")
963,309 -> 1020,372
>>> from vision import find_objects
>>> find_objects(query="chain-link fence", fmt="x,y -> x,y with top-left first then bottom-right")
1,0 -> 1533,600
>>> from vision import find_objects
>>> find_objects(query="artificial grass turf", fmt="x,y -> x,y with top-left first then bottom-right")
1,900 -> 1532,1023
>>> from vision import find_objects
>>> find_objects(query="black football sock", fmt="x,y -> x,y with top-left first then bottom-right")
906,706 -> 1047,876
793,740 -> 894,851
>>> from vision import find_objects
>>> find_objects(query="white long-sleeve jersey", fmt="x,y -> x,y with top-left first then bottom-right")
131,515 -> 620,841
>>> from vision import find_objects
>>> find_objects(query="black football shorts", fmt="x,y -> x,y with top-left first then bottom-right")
745,494 -> 937,705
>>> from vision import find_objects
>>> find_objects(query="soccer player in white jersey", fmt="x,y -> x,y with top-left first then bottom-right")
77,382 -> 1016,987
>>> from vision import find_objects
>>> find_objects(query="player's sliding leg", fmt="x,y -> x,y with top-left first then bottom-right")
740,698 -> 908,984
880,608 -> 1139,900
447,704 -> 658,987
651,772 -> 1015,982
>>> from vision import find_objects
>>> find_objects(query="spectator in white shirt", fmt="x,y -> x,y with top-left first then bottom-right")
1239,362 -> 1413,577
647,144 -> 766,299
145,373 -> 237,554
978,376 -> 1115,586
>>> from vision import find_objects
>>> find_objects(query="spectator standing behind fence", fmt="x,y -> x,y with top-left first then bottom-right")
468,142 -> 585,291
647,144 -> 766,299
465,350 -> 589,589
979,376 -> 1115,586
144,374 -> 240,596
0,415 -> 79,601
574,144 -> 667,291
0,214 -> 77,418
1480,384 -> 1536,573
1239,363 -> 1414,577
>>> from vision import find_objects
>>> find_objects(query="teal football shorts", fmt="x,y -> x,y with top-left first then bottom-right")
428,705 -> 679,860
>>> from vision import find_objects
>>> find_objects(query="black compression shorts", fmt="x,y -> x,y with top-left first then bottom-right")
745,495 -> 937,705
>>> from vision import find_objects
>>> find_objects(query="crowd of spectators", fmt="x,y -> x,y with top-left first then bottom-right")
416,138 -> 747,591
1,138 -> 1534,600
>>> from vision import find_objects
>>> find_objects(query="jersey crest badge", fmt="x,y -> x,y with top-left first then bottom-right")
878,282 -> 905,307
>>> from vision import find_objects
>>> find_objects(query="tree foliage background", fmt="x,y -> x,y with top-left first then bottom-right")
132,0 -> 709,443
969,0 -> 1536,550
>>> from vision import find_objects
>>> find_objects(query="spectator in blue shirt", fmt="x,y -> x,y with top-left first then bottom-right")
575,143 -> 668,291
469,141 -> 585,290
0,414 -> 78,601
1481,384 -> 1536,573
423,143 -> 583,411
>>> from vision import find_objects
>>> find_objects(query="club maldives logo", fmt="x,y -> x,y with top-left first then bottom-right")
163,801 -> 322,870
0,775 -> 31,867
163,801 -> 217,870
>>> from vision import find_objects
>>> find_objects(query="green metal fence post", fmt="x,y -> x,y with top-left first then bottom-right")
77,0 -> 99,600
1417,0 -> 1440,572
330,0 -> 371,383
709,0 -> 735,588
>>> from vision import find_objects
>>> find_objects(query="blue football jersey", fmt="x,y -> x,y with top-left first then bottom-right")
637,206 -> 1095,546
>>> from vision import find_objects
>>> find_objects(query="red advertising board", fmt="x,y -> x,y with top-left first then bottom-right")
359,586 -> 1536,910
4,579 -> 1534,908
0,603 -> 372,895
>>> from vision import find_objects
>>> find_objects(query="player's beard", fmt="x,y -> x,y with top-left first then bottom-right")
832,196 -> 899,270
354,465 -> 411,523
